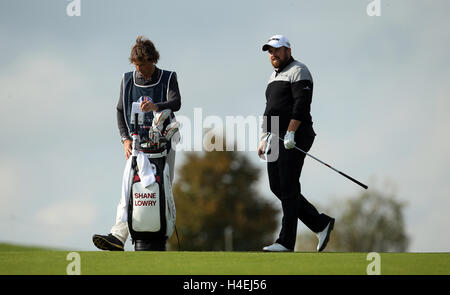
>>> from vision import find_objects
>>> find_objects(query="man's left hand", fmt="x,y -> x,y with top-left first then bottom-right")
284,131 -> 296,149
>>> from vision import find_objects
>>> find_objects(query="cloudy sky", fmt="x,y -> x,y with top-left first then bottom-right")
0,0 -> 449,252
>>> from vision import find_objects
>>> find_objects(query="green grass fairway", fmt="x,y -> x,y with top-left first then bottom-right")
0,244 -> 449,275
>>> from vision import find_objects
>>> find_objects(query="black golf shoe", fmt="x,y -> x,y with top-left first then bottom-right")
92,234 -> 124,251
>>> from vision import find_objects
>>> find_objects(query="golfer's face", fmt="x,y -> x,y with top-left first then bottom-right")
268,46 -> 290,69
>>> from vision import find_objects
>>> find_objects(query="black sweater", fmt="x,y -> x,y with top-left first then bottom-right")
263,57 -> 316,137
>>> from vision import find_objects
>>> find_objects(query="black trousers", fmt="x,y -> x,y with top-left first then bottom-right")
267,134 -> 332,250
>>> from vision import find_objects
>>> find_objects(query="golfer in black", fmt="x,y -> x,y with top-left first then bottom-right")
258,35 -> 335,252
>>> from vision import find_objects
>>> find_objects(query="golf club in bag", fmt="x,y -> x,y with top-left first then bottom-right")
127,109 -> 180,251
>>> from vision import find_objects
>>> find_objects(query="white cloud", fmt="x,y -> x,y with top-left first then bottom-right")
0,159 -> 21,213
35,198 -> 96,228
0,53 -> 120,249
0,52 -> 116,147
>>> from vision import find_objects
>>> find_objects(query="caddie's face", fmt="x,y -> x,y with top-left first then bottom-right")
133,60 -> 154,78
268,46 -> 291,69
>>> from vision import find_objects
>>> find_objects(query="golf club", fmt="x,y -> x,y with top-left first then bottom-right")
273,133 -> 368,190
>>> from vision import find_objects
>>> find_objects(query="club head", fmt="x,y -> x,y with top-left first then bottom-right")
164,121 -> 181,141
152,109 -> 172,132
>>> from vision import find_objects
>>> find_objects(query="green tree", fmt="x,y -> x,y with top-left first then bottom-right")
295,186 -> 409,252
168,149 -> 278,251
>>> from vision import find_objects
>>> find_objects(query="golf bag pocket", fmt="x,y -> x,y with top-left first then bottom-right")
131,181 -> 161,232
128,155 -> 176,241
128,156 -> 166,241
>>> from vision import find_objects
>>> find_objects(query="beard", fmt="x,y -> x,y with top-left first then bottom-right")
270,55 -> 289,70
270,57 -> 281,68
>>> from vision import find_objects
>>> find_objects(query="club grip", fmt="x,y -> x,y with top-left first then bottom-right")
338,171 -> 368,190
134,113 -> 139,132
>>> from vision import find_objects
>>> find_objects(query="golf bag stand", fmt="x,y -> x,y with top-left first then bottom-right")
127,111 -> 177,251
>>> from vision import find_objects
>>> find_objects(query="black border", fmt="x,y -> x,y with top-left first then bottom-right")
1,275 -> 449,293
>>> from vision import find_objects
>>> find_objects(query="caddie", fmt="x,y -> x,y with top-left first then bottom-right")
92,36 -> 181,251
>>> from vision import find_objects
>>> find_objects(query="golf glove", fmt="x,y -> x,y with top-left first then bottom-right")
284,131 -> 296,149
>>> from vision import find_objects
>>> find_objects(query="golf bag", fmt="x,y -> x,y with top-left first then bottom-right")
127,109 -> 179,251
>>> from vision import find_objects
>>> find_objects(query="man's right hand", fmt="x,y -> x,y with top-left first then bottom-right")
257,133 -> 271,159
257,140 -> 267,159
123,139 -> 132,160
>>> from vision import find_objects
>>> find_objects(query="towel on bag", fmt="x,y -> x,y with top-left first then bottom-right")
119,152 -> 156,223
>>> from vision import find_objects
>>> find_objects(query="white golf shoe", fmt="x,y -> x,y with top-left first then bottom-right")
316,218 -> 335,252
262,243 -> 292,252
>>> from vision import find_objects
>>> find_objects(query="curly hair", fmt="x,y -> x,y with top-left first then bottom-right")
129,36 -> 160,64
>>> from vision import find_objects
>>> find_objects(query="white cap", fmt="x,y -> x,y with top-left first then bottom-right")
262,35 -> 291,51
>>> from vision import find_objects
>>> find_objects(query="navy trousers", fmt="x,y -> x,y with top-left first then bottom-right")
267,134 -> 332,250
